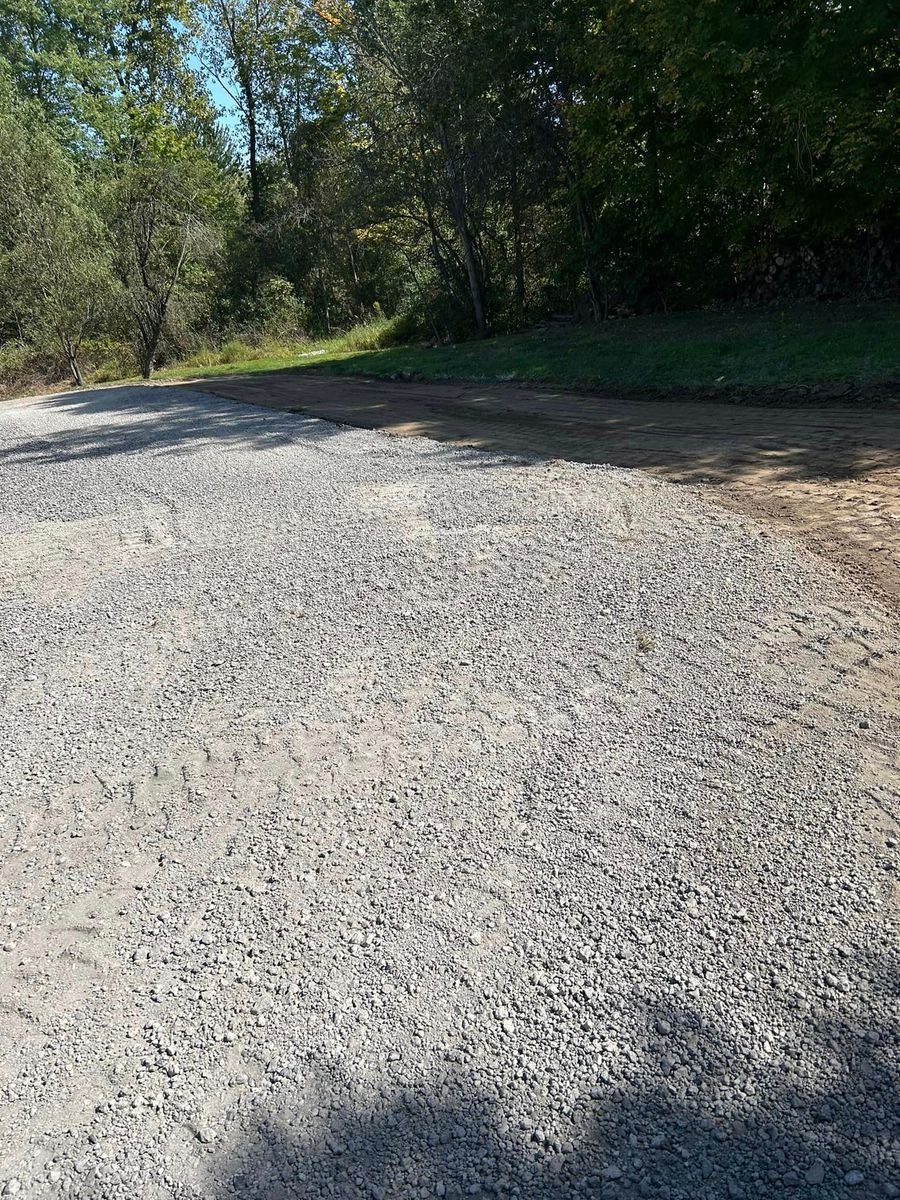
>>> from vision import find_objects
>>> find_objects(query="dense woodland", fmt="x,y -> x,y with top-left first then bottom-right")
0,0 -> 897,387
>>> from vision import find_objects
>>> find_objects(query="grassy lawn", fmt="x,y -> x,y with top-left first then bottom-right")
158,302 -> 899,394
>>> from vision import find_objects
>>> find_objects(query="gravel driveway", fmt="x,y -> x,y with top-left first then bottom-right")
0,385 -> 897,1200
189,372 -> 900,609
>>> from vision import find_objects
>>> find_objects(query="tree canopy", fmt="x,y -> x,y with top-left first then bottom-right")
1,0 -> 897,384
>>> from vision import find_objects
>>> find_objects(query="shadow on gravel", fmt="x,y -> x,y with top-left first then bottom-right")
208,980 -> 899,1200
0,386 -> 532,472
5,381 -> 900,487
0,387 -> 347,465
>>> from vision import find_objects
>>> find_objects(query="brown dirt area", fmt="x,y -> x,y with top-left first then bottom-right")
184,372 -> 900,609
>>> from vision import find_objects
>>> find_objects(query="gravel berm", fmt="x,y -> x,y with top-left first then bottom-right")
0,384 -> 897,1200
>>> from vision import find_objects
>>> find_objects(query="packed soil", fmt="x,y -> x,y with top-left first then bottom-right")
187,372 -> 900,609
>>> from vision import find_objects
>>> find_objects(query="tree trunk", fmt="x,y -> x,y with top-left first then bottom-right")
247,96 -> 261,223
511,169 -> 526,321
135,314 -> 160,378
438,123 -> 488,337
574,191 -> 605,322
418,132 -> 460,299
347,232 -> 362,316
59,331 -> 84,386
225,0 -> 260,225
457,217 -> 487,337
140,326 -> 160,378
68,353 -> 84,387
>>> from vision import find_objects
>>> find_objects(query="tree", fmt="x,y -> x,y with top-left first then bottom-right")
0,0 -> 119,135
111,154 -> 233,377
0,87 -> 117,386
328,0 -> 496,335
200,0 -> 290,223
2,0 -> 898,402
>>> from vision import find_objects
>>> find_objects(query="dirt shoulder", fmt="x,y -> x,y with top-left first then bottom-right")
184,371 -> 900,608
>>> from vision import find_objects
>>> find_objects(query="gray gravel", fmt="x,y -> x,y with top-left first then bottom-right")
0,384 -> 897,1200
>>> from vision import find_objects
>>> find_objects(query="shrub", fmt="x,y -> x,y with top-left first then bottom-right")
255,276 -> 304,339
0,339 -> 67,398
80,339 -> 138,383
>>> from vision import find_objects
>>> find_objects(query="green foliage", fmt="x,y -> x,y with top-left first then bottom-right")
146,303 -> 899,396
251,275 -> 305,338
310,303 -> 900,391
0,0 -> 236,390
1,0 -> 896,399
178,337 -> 294,369
109,152 -> 240,376
0,340 -> 43,397
322,316 -> 412,353
0,83 -> 119,384
561,0 -> 900,305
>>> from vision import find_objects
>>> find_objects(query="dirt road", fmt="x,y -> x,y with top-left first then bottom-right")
188,372 -> 900,607
0,384 -> 897,1198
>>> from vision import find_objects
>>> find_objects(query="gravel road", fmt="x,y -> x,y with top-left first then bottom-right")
0,384 -> 897,1200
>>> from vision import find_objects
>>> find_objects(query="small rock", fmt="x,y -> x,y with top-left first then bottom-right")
601,1165 -> 623,1181
844,1171 -> 865,1187
805,1161 -> 826,1186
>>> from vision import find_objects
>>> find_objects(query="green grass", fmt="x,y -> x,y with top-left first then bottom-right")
154,318 -> 405,381
152,303 -> 900,394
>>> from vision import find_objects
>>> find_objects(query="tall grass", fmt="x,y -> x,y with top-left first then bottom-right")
172,317 -> 407,375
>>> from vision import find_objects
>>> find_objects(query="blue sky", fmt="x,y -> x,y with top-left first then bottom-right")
188,50 -> 242,134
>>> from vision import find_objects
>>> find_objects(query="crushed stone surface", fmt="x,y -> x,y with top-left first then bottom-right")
0,384 -> 897,1200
